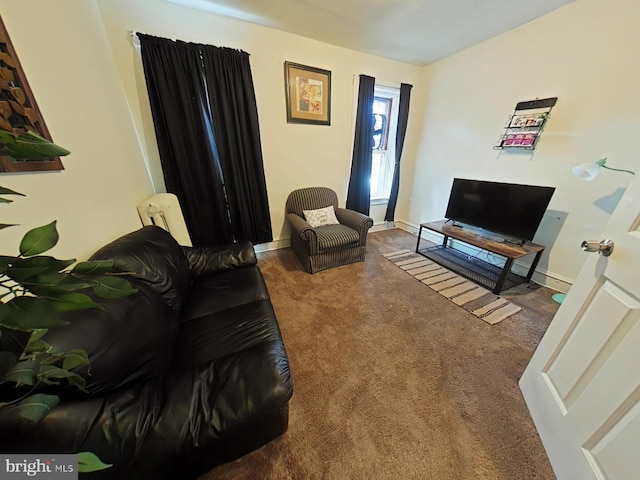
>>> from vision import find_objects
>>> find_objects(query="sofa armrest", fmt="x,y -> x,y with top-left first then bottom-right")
286,212 -> 319,248
182,240 -> 257,277
286,213 -> 314,239
335,208 -> 374,245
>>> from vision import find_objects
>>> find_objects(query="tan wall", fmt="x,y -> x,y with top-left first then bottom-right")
95,0 -> 425,243
409,0 -> 640,287
0,0 -> 154,260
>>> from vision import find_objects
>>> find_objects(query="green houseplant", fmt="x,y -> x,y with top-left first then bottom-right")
0,134 -> 136,473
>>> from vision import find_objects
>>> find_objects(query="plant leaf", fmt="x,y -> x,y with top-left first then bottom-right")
0,223 -> 17,229
0,186 -> 25,196
71,260 -> 114,275
37,364 -> 74,379
61,348 -> 90,370
24,338 -> 51,354
15,393 -> 59,422
48,292 -> 97,313
36,351 -> 66,365
77,451 -> 112,473
5,256 -> 76,282
37,365 -> 86,388
0,130 -> 70,160
3,359 -> 37,386
21,272 -> 92,296
19,221 -> 59,257
26,328 -> 48,344
25,336 -> 62,358
0,186 -> 24,205
24,329 -> 52,354
1,296 -> 68,330
92,276 -> 137,299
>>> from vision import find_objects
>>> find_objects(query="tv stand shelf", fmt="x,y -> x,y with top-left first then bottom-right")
416,220 -> 545,295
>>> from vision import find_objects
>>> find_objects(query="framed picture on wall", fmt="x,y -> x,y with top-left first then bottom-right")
0,16 -> 66,172
284,62 -> 331,125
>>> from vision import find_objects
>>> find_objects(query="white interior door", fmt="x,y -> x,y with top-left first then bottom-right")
520,173 -> 640,480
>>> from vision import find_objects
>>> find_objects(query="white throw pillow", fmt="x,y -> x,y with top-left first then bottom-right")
303,206 -> 340,228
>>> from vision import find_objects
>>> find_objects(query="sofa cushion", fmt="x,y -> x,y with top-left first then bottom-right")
316,224 -> 359,250
183,241 -> 257,277
174,340 -> 292,439
180,266 -> 269,323
174,298 -> 282,369
76,341 -> 291,479
43,280 -> 179,396
90,226 -> 191,312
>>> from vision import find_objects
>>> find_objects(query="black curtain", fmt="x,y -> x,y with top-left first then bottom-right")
200,45 -> 272,244
138,34 -> 272,247
385,83 -> 413,221
346,75 -> 376,215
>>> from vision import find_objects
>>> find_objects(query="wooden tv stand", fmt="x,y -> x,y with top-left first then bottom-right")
415,220 -> 545,294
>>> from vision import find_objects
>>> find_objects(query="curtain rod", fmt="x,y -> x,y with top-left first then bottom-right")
351,75 -> 401,89
129,30 -> 140,47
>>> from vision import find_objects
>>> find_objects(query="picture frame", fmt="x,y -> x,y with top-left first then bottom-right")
0,16 -> 64,172
284,62 -> 331,125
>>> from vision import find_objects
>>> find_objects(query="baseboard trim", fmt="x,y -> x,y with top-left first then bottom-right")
394,219 -> 572,293
370,221 -> 397,232
255,238 -> 290,253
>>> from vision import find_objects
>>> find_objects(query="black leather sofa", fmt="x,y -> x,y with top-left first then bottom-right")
0,226 -> 293,479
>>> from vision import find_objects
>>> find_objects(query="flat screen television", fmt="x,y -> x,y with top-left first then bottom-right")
444,178 -> 555,242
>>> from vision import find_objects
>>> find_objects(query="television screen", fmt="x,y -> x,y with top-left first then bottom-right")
444,178 -> 555,242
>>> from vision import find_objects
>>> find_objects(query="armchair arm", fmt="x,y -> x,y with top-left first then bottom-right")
182,240 -> 257,277
286,213 -> 318,255
335,208 -> 374,245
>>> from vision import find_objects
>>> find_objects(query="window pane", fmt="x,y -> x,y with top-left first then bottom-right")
370,88 -> 399,202
371,150 -> 394,199
372,97 -> 391,151
373,114 -> 387,150
371,151 -> 383,196
373,98 -> 388,114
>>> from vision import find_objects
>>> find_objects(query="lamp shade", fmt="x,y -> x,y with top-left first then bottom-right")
572,158 -> 635,181
572,161 -> 602,181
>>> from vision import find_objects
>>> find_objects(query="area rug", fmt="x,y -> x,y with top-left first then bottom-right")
383,249 -> 521,324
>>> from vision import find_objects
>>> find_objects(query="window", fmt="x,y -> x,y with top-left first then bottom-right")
370,85 -> 400,202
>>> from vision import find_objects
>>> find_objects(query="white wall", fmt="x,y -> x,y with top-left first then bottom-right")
409,0 -> 640,289
0,0 -> 154,260
95,0 -> 425,243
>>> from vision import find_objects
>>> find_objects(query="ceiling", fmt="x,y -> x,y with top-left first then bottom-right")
165,0 -> 575,65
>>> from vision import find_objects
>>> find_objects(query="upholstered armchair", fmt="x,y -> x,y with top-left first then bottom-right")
286,187 -> 374,274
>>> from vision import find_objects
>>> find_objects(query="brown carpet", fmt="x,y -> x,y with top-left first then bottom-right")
201,229 -> 558,480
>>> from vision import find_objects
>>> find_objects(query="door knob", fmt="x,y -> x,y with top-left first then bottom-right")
581,239 -> 614,256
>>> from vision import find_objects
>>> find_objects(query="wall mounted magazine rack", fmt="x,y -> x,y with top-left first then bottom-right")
494,97 -> 558,150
